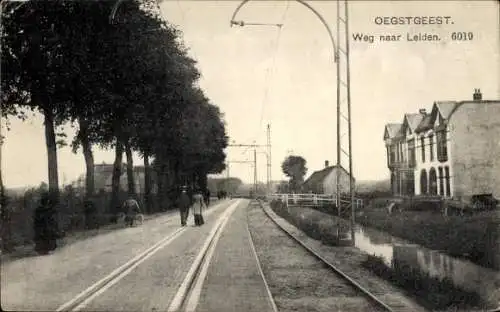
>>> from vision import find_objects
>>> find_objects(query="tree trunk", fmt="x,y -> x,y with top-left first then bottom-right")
124,141 -> 136,197
43,107 -> 60,202
155,161 -> 164,211
143,152 -> 151,214
78,119 -> 95,199
198,171 -> 208,191
110,140 -> 124,214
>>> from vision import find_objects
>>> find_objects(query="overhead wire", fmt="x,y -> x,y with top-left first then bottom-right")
255,1 -> 290,138
243,1 -> 290,156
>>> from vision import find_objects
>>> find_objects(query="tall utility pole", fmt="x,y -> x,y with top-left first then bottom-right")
336,0 -> 355,243
230,0 -> 355,245
253,148 -> 257,195
266,124 -> 272,194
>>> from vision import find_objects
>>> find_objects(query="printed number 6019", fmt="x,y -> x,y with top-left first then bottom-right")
451,32 -> 474,41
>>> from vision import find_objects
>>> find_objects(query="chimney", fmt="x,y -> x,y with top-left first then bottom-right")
473,88 -> 482,101
325,160 -> 329,168
419,108 -> 426,114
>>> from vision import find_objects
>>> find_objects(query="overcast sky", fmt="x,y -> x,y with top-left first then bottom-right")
3,0 -> 499,188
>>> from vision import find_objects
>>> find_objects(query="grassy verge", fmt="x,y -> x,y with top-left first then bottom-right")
2,188 -> 178,252
269,200 -> 347,246
355,208 -> 500,271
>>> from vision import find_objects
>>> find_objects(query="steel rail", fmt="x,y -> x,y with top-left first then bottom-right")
245,201 -> 279,312
57,200 -> 229,311
168,199 -> 240,312
256,200 -> 396,312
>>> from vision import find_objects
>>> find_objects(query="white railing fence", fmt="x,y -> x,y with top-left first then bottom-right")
266,193 -> 363,210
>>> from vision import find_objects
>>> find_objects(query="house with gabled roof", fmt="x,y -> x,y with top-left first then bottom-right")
302,160 -> 355,195
384,89 -> 500,200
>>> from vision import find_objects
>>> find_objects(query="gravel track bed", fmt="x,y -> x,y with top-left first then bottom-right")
247,203 -> 383,312
265,204 -> 430,312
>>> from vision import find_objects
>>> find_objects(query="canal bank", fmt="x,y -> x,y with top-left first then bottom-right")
270,200 -> 500,311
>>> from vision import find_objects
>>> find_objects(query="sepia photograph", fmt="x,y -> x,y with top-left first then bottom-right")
1,0 -> 499,311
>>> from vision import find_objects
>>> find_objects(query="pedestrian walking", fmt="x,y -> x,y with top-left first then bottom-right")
177,187 -> 191,227
34,192 -> 59,255
123,197 -> 141,227
204,189 -> 211,206
192,189 -> 206,226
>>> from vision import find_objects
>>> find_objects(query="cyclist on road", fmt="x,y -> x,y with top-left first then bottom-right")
123,197 -> 141,227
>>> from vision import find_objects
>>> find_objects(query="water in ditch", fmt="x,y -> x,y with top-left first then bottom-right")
351,224 -> 500,309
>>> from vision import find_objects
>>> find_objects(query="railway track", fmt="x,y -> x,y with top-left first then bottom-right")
49,198 -> 421,312
248,199 -> 418,312
167,200 -> 240,312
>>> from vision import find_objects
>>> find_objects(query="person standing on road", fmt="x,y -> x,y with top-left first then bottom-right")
34,192 -> 59,255
177,187 -> 191,227
192,188 -> 206,226
204,189 -> 210,206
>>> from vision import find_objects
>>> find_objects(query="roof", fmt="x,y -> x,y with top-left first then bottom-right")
387,98 -> 500,137
384,123 -> 402,139
405,113 -> 425,131
434,101 -> 458,120
415,114 -> 432,132
303,165 -> 354,188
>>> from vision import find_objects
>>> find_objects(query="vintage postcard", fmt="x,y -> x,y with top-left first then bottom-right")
1,1 -> 499,311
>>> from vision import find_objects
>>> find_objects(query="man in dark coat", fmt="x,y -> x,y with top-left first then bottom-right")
34,192 -> 59,255
177,188 -> 191,226
204,189 -> 210,206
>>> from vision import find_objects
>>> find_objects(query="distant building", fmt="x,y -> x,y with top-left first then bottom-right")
383,89 -> 500,200
302,161 -> 356,195
73,162 -> 157,194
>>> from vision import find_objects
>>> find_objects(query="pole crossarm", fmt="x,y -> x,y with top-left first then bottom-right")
227,160 -> 254,164
229,0 -> 338,62
228,143 -> 266,148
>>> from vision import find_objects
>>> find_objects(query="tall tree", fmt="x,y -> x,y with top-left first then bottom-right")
281,155 -> 308,192
1,1 -> 80,202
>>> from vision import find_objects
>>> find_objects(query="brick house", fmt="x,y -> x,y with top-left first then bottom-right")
302,161 -> 356,195
383,89 -> 500,200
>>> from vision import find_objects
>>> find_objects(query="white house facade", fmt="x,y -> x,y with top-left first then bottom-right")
384,89 -> 500,200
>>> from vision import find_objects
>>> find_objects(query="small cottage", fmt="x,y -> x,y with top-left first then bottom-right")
302,161 -> 356,195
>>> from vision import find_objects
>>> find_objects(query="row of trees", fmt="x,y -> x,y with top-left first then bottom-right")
1,1 -> 228,214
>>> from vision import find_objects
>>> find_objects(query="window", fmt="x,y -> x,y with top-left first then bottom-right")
437,130 -> 448,162
389,145 -> 396,164
386,146 -> 390,166
438,167 -> 444,196
429,135 -> 434,161
445,166 -> 451,197
400,142 -> 404,162
408,139 -> 416,168
420,169 -> 428,195
429,167 -> 437,195
421,137 -> 426,163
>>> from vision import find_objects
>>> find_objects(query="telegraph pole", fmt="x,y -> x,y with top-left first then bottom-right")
266,124 -> 272,194
336,0 -> 355,244
253,148 -> 257,196
228,142 -> 267,197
